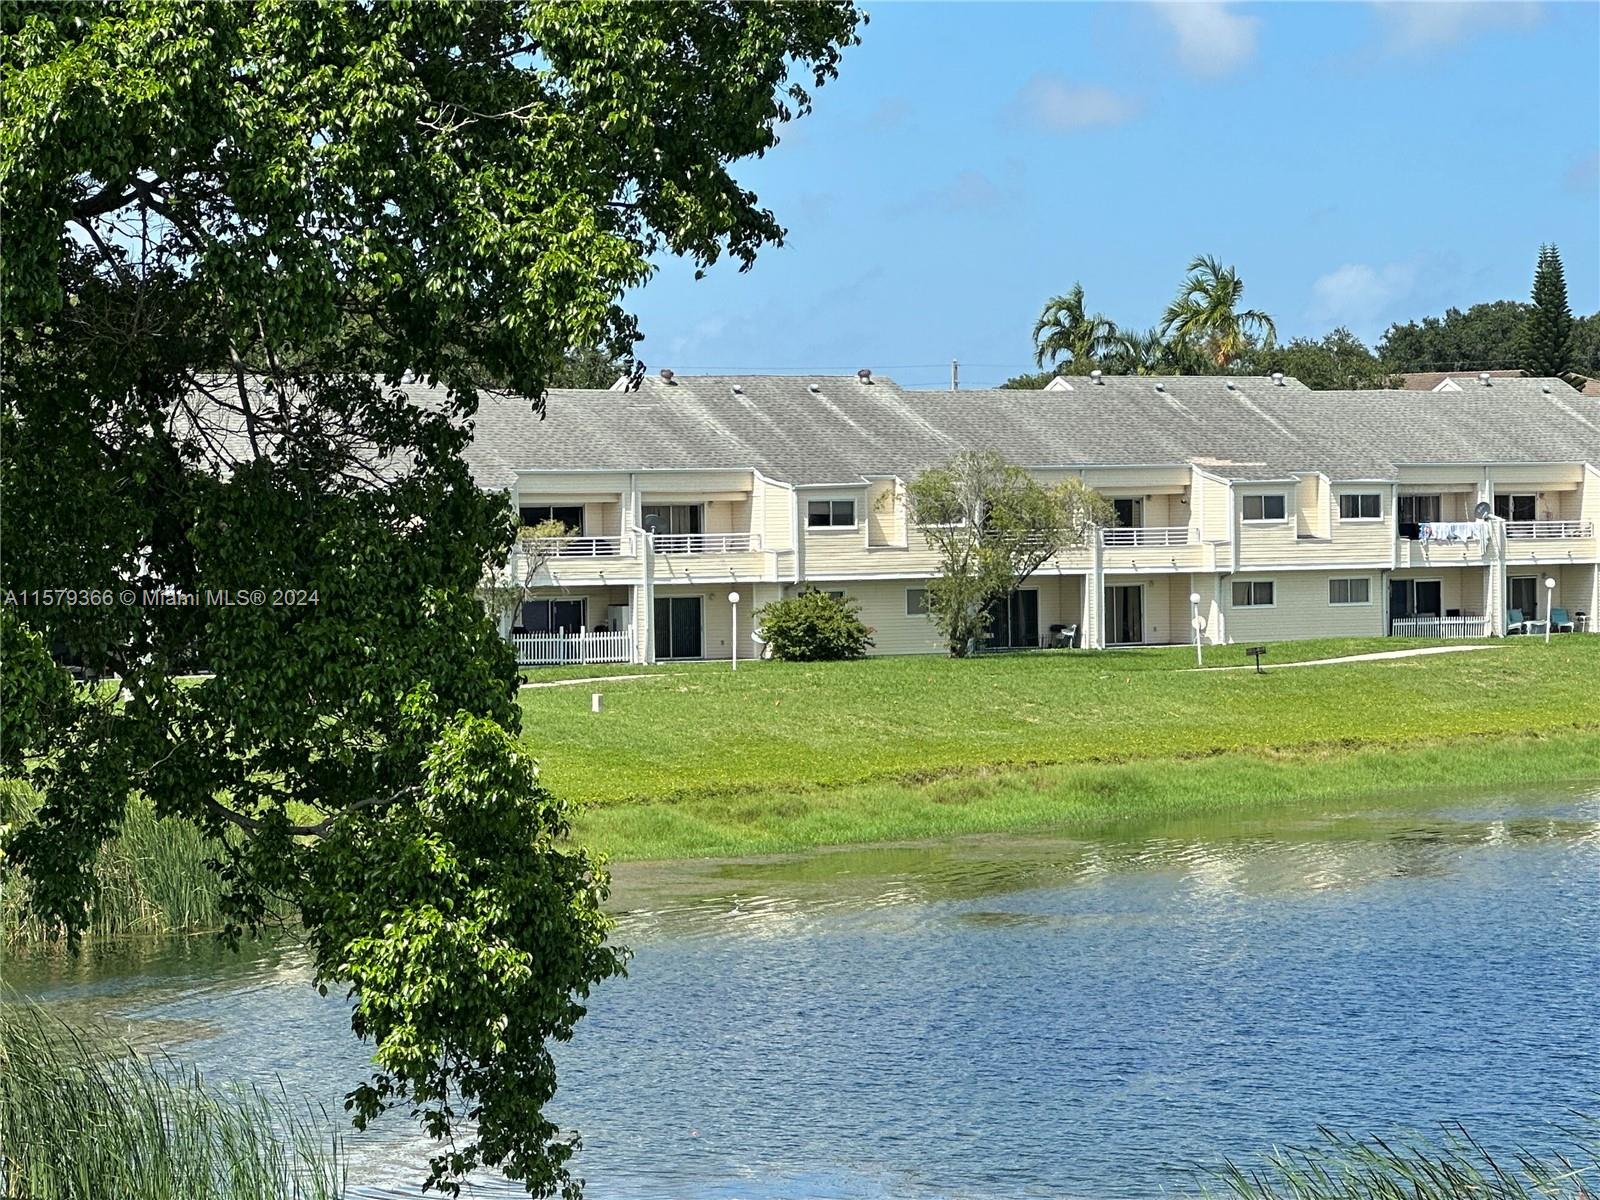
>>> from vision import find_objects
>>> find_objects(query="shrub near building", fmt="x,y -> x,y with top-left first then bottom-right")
756,590 -> 875,661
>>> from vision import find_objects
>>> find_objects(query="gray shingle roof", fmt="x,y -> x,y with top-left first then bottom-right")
436,373 -> 1600,491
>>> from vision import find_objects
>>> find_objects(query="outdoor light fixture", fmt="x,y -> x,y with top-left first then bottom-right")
1189,592 -> 1204,668
729,591 -> 741,670
1544,576 -> 1556,644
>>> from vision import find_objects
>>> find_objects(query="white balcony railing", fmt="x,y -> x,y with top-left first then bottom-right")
1504,520 -> 1593,540
512,628 -> 635,666
651,532 -> 759,554
1100,526 -> 1192,548
1390,615 -> 1492,639
520,535 -> 626,557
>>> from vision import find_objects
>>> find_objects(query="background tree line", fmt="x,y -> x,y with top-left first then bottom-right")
1007,245 -> 1598,391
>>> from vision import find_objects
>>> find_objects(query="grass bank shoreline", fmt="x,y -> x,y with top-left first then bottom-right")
577,728 -> 1600,861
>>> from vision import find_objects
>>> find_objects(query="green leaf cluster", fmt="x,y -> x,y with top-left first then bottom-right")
754,589 -> 874,661
905,452 -> 1111,656
1,2 -> 862,1194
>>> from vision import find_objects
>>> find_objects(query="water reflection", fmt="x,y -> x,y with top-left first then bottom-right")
3,786 -> 1597,1200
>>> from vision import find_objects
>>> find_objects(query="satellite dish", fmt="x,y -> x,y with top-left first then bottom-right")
642,512 -> 667,534
1473,501 -> 1492,520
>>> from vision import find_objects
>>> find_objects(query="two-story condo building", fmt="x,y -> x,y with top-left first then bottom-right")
446,371 -> 1600,663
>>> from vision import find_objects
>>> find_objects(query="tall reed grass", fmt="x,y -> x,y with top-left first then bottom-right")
1205,1121 -> 1600,1199
0,1005 -> 345,1200
1,781 -> 280,943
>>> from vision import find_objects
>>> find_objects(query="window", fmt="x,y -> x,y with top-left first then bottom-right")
807,499 -> 856,528
1231,580 -> 1275,607
1494,494 -> 1536,522
641,504 -> 703,535
824,590 -> 846,600
1398,494 -> 1442,524
519,504 -> 583,533
906,588 -> 929,616
1242,494 -> 1287,522
1338,493 -> 1381,520
1329,578 -> 1371,605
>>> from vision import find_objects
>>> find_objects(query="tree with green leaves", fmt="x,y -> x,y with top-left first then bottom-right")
1377,299 -> 1530,372
1159,254 -> 1276,370
1240,328 -> 1396,390
905,452 -> 1110,656
1030,283 -> 1121,374
1,2 -> 861,1195
1519,244 -> 1574,379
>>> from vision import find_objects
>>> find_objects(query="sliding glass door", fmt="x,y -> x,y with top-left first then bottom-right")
653,596 -> 703,659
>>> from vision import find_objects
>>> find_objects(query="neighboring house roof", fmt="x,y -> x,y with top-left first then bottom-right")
1042,374 -> 1309,392
439,372 -> 1600,491
1399,370 -> 1524,391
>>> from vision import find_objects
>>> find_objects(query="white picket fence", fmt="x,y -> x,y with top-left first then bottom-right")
512,628 -> 635,666
1389,615 -> 1492,639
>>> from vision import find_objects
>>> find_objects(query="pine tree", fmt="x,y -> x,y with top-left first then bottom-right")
1519,244 -> 1574,378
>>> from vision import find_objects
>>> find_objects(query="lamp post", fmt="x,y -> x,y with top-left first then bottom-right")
729,591 -> 741,669
1190,591 -> 1204,668
1544,576 -> 1555,644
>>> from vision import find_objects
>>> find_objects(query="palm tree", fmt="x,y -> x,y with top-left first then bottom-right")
1031,283 -> 1120,373
1103,326 -> 1211,376
1159,255 -> 1276,369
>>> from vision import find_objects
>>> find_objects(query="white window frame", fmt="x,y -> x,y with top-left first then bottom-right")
1329,577 -> 1372,606
906,587 -> 929,616
1231,579 -> 1276,608
1337,493 -> 1382,522
1241,493 -> 1288,523
806,497 -> 858,530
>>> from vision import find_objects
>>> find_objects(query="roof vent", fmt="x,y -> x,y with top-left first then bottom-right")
1225,381 -> 1237,391
807,383 -> 822,394
660,368 -> 675,384
1090,369 -> 1103,385
1479,371 -> 1493,386
1154,382 -> 1166,393
1271,372 -> 1285,387
857,368 -> 873,383
1541,384 -> 1552,394
731,385 -> 745,396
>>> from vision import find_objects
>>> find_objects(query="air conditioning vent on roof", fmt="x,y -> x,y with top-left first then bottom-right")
1090,369 -> 1103,384
1225,381 -> 1237,391
808,383 -> 821,394
1154,383 -> 1166,393
1479,372 -> 1492,385
731,385 -> 745,396
857,368 -> 873,383
1271,372 -> 1285,387
660,368 -> 675,383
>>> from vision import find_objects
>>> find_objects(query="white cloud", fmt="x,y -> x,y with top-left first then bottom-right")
1371,1 -> 1542,52
1310,262 -> 1419,332
1009,75 -> 1139,132
1156,2 -> 1260,77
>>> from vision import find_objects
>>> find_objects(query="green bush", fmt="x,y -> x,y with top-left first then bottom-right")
755,590 -> 874,661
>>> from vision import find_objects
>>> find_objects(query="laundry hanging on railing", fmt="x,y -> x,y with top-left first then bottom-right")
1419,520 -> 1483,544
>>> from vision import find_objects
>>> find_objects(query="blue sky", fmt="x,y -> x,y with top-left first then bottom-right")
625,1 -> 1600,388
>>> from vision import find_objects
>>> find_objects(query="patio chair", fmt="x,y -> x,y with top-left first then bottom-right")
1550,607 -> 1574,634
1505,608 -> 1527,635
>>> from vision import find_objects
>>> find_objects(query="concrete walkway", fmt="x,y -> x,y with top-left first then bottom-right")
1200,644 -> 1503,672
519,672 -> 673,689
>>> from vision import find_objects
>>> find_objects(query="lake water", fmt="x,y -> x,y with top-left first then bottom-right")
6,786 -> 1599,1198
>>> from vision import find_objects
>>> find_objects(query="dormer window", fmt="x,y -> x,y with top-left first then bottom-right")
807,499 -> 856,529
1241,493 -> 1286,522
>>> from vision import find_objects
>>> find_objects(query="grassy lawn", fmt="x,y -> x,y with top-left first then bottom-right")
513,636 -> 1600,859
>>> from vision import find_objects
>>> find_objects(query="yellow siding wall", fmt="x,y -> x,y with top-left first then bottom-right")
1296,476 -> 1328,538
1324,485 -> 1395,564
866,479 -> 906,547
757,480 -> 795,552
1223,571 -> 1384,641
1197,474 -> 1233,544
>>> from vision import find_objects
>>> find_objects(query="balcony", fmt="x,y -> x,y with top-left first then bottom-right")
1504,520 -> 1593,540
1101,526 -> 1191,548
525,535 -> 626,557
651,532 -> 760,554
1099,525 -> 1205,573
